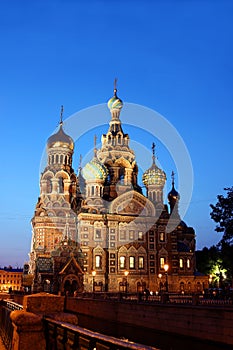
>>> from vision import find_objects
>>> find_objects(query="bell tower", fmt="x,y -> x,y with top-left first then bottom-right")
97,81 -> 142,200
29,107 -> 79,280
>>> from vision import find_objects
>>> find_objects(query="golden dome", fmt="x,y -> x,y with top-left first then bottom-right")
47,124 -> 74,151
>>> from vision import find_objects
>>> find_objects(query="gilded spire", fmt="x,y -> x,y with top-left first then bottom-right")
79,154 -> 82,169
171,170 -> 175,187
152,142 -> 156,165
60,105 -> 64,126
94,135 -> 97,157
114,78 -> 118,97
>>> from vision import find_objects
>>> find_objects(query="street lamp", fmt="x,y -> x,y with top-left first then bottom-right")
164,264 -> 169,293
124,270 -> 129,294
158,273 -> 162,293
92,270 -> 96,292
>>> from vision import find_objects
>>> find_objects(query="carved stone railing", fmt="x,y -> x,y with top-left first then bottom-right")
0,295 -> 158,350
0,299 -> 23,350
43,317 -> 158,350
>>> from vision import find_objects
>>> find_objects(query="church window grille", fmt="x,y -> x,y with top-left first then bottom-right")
119,256 -> 126,269
129,256 -> 135,269
138,256 -> 144,269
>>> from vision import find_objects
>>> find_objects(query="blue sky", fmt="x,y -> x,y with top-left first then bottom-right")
0,0 -> 232,267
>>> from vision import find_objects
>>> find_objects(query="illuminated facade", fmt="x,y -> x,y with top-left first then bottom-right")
0,268 -> 23,292
29,87 -> 208,294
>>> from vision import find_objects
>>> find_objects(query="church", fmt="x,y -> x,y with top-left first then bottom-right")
28,85 -> 208,295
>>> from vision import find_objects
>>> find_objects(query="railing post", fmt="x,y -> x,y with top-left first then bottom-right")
10,310 -> 45,350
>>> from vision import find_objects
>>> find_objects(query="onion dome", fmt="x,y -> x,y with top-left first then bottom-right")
142,143 -> 166,187
142,163 -> 166,187
47,106 -> 74,150
107,95 -> 123,111
168,171 -> 180,202
81,157 -> 108,181
107,79 -> 123,111
47,124 -> 74,150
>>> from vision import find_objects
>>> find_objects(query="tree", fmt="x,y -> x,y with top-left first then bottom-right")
210,187 -> 233,282
210,187 -> 233,245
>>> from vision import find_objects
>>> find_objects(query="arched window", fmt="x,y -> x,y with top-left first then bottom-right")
160,257 -> 165,269
119,167 -> 124,184
119,256 -> 126,269
95,255 -> 102,269
58,177 -> 64,193
159,231 -> 165,242
139,256 -> 144,269
187,258 -> 191,269
129,256 -> 135,269
179,258 -> 184,269
47,177 -> 52,193
56,154 -> 59,163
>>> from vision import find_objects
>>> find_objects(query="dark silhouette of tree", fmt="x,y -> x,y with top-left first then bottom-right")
196,246 -> 220,275
210,187 -> 233,245
210,187 -> 233,282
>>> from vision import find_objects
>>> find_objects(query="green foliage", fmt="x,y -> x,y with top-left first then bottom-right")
210,187 -> 233,245
196,245 -> 220,275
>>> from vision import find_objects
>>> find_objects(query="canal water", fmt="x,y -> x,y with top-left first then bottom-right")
78,314 -> 232,350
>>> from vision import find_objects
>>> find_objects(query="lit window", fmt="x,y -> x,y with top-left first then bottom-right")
138,256 -> 144,269
187,258 -> 191,269
119,256 -> 126,269
159,232 -> 165,242
179,258 -> 184,269
95,255 -> 102,269
129,256 -> 135,269
160,257 -> 165,269
138,231 -> 143,240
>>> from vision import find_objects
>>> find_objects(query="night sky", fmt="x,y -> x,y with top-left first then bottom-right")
0,0 -> 232,267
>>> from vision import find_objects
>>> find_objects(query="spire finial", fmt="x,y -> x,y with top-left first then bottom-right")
94,134 -> 97,157
60,105 -> 64,125
171,171 -> 175,187
79,154 -> 82,169
152,142 -> 156,164
114,78 -> 118,96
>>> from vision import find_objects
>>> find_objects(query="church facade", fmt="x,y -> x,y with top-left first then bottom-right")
29,87 -> 208,295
